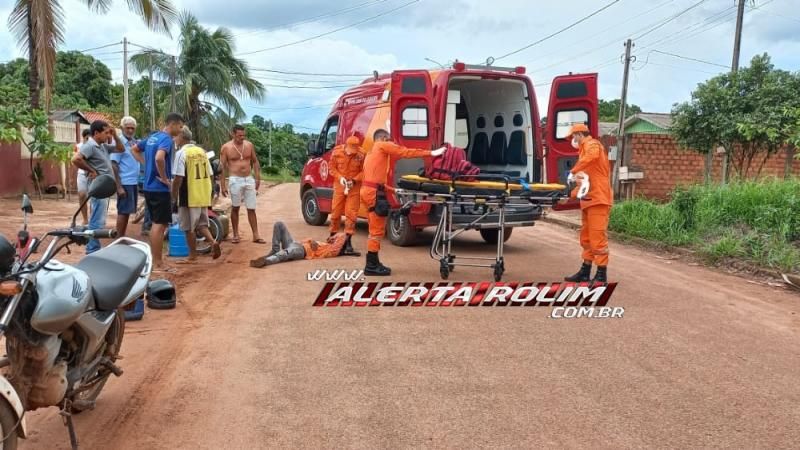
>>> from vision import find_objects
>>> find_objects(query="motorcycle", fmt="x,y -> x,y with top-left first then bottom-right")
0,174 -> 152,449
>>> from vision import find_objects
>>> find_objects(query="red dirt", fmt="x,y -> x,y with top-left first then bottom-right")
0,184 -> 797,449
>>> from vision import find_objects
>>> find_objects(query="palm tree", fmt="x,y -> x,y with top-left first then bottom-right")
130,12 -> 265,149
8,0 -> 177,110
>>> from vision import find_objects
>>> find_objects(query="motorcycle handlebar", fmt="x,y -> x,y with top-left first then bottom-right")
47,229 -> 118,239
86,229 -> 118,239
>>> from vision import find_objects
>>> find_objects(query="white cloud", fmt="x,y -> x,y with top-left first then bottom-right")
0,0 -> 798,130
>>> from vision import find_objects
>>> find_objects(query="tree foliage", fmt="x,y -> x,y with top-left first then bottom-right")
671,54 -> 800,179
129,11 -> 265,150
598,99 -> 642,123
246,115 -> 313,176
7,0 -> 176,109
0,54 -> 114,110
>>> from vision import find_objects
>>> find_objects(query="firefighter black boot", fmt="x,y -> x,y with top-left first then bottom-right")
564,262 -> 592,282
365,251 -> 391,276
343,235 -> 360,256
592,266 -> 608,284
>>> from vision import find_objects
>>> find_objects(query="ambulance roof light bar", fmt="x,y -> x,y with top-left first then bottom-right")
453,59 -> 526,74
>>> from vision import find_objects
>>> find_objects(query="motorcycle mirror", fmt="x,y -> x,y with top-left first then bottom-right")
87,174 -> 117,200
21,194 -> 33,214
307,139 -> 319,157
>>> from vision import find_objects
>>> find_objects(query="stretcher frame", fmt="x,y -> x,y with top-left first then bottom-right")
394,174 -> 570,281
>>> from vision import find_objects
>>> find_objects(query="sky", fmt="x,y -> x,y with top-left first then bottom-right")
1,0 -> 798,133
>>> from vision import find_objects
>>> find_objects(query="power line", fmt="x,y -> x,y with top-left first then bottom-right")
491,0 -> 623,62
237,0 -> 420,56
252,75 -> 366,83
76,41 -> 122,53
250,67 -> 372,77
234,0 -> 393,37
262,83 -> 353,89
633,0 -> 711,40
647,49 -> 728,68
245,103 -> 335,111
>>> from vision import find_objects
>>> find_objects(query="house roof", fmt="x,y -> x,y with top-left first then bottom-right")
48,110 -> 113,125
624,112 -> 673,130
598,122 -> 619,136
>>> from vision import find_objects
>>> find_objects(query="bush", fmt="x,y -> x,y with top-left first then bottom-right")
610,179 -> 800,272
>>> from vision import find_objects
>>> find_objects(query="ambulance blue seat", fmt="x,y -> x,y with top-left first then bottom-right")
470,116 -> 489,164
471,133 -> 489,164
488,132 -> 507,165
506,131 -> 526,165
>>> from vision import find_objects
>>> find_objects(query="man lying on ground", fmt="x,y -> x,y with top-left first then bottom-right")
249,221 -> 357,268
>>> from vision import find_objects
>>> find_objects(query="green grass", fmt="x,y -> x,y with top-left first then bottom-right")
261,168 -> 299,183
609,178 -> 800,272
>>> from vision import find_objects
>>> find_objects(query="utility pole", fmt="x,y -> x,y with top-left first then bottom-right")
123,37 -> 129,117
170,55 -> 177,112
723,0 -> 747,184
148,55 -> 155,130
268,121 -> 273,167
612,38 -> 634,198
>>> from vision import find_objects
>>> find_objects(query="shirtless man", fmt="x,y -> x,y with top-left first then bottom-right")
220,124 -> 263,244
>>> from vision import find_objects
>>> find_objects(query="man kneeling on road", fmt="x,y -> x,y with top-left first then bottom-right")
172,126 -> 221,261
249,221 -> 356,268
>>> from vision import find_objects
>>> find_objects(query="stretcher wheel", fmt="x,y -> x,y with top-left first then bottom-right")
493,261 -> 504,282
439,259 -> 450,280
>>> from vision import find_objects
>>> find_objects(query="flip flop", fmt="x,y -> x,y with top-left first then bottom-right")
153,266 -> 178,274
231,237 -> 241,244
253,238 -> 267,244
212,242 -> 221,260
175,259 -> 197,265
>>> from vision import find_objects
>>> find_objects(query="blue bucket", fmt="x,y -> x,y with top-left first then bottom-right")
168,224 -> 189,257
123,297 -> 145,321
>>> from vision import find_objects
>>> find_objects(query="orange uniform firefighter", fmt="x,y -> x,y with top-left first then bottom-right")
329,135 -> 365,255
563,123 -> 613,284
360,129 -> 445,276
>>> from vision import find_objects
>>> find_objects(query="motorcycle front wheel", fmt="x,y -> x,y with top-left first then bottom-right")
0,399 -> 19,449
70,311 -> 125,414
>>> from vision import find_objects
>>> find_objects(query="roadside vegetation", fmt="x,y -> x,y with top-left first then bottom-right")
610,179 -> 800,272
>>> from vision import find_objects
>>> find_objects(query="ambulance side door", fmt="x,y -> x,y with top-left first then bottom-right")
545,73 -> 599,186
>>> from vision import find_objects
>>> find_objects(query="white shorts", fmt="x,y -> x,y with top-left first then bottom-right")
228,176 -> 257,210
77,170 -> 88,194
178,207 -> 209,232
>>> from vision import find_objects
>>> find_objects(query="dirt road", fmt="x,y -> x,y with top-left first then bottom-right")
6,183 -> 799,449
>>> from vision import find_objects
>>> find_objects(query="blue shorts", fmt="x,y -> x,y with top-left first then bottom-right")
117,185 -> 138,215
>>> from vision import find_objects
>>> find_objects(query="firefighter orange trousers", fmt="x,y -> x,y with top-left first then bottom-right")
360,186 -> 385,253
580,205 -> 610,267
330,183 -> 361,235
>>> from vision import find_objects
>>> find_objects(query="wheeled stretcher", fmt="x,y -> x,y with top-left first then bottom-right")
394,174 -> 572,281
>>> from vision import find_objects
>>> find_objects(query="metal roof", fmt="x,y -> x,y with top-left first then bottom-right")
624,112 -> 673,130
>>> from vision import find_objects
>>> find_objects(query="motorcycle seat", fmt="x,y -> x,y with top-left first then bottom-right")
77,245 -> 147,311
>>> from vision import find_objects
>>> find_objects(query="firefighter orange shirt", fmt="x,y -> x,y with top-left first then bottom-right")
571,137 -> 613,209
363,142 -> 431,185
329,144 -> 366,182
301,233 -> 348,259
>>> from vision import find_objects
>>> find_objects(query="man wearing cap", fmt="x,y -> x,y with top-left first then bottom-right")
360,129 -> 445,276
563,123 -> 612,284
329,134 -> 366,255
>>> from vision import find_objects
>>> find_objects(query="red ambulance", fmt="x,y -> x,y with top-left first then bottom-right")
300,62 -> 598,246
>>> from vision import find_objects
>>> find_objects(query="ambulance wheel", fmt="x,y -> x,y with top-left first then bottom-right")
388,214 -> 417,247
302,190 -> 328,226
480,227 -> 513,244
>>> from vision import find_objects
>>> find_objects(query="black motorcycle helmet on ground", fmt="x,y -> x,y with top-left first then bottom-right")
0,234 -> 14,276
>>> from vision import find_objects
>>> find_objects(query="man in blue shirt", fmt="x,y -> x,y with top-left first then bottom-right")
132,112 -> 185,272
111,116 -> 141,237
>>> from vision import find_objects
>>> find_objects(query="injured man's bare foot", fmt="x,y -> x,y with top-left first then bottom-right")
249,257 -> 268,268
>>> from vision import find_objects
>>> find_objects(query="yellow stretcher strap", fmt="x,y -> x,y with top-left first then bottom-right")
400,175 -> 566,191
